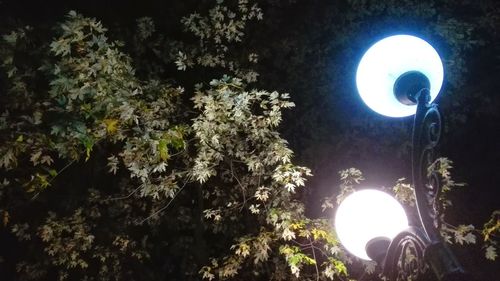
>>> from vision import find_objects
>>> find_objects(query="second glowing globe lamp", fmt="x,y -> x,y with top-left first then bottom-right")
355,35 -> 444,117
334,189 -> 408,260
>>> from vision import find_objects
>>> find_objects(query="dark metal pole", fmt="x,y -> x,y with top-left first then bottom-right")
373,71 -> 471,281
411,89 -> 469,281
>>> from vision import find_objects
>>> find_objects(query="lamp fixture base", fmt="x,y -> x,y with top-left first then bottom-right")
394,71 -> 431,105
366,236 -> 391,265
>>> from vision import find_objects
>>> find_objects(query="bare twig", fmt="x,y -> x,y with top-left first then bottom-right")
105,184 -> 143,201
31,159 -> 76,200
309,237 -> 320,281
135,179 -> 188,225
230,160 -> 247,211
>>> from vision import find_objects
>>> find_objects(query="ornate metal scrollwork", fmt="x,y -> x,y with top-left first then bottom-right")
380,74 -> 468,281
394,88 -> 468,281
411,89 -> 443,243
383,227 -> 430,281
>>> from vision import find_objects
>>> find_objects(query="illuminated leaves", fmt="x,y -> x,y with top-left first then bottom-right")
254,186 -> 270,202
233,241 -> 251,258
272,164 -> 312,193
30,150 -> 54,166
103,118 -> 119,135
191,76 -> 310,188
175,51 -> 189,71
335,168 -> 362,204
204,209 -> 222,222
281,227 -> 295,241
0,10 -> 190,280
279,245 -> 316,277
482,210 -> 500,242
107,155 -> 119,174
482,211 -> 499,261
455,225 -> 477,245
324,258 -> 348,279
393,178 -> 415,206
0,148 -> 16,169
485,245 -> 497,261
252,233 -> 271,264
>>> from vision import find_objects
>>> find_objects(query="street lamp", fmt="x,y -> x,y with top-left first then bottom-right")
335,35 -> 470,281
335,189 -> 409,261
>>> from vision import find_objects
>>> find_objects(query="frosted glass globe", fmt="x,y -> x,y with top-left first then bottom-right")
334,189 -> 409,260
356,35 -> 444,117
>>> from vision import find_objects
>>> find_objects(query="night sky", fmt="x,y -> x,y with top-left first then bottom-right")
1,0 -> 499,280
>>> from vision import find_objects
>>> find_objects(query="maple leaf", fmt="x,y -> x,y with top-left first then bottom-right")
485,245 -> 497,261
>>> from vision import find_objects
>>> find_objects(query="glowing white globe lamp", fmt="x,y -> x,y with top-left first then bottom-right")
355,35 -> 444,117
334,189 -> 409,260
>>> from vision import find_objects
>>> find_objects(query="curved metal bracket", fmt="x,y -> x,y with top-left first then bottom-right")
383,227 -> 430,281
412,89 -> 443,243
377,75 -> 470,280
382,226 -> 469,281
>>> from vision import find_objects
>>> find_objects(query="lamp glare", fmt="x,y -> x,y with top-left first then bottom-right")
355,35 -> 444,117
334,189 -> 409,260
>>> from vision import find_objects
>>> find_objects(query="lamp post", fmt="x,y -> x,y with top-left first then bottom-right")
335,35 -> 470,281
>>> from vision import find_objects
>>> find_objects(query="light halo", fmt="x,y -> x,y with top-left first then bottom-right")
334,189 -> 409,260
355,34 -> 444,117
